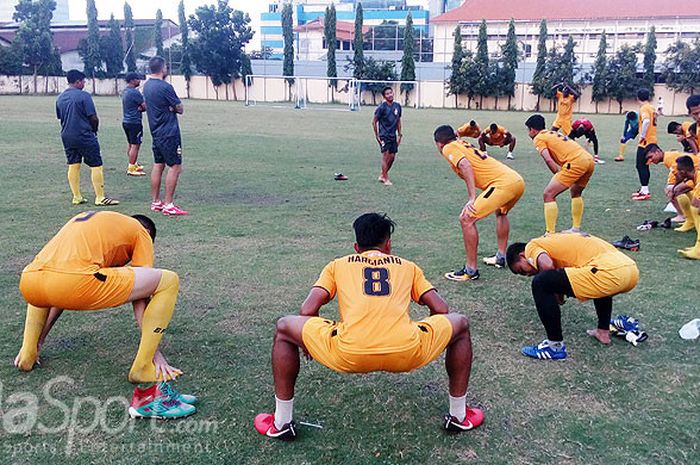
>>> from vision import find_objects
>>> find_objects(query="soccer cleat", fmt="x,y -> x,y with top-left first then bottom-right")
150,200 -> 164,212
482,255 -> 506,268
631,192 -> 651,201
445,266 -> 480,281
612,235 -> 640,251
609,315 -> 648,346
443,407 -> 485,432
594,157 -> 606,165
162,204 -> 189,216
95,197 -> 120,206
506,153 -> 514,160
71,197 -> 87,205
127,167 -> 146,176
158,381 -> 198,404
135,163 -> 145,172
128,384 -> 196,420
521,340 -> 567,360
254,413 -> 297,441
334,173 -> 348,181
614,156 -> 624,162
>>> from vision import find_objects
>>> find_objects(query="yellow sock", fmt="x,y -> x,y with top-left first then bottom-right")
128,270 -> 179,383
675,194 -> 695,232
571,197 -> 584,229
618,143 -> 626,159
90,166 -> 105,202
680,207 -> 700,258
544,201 -> 558,233
16,305 -> 49,371
67,163 -> 82,201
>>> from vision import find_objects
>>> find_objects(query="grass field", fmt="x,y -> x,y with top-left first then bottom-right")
0,96 -> 697,465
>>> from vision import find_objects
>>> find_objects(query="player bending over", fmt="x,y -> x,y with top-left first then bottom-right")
254,213 -> 483,440
506,233 -> 639,360
478,123 -> 517,160
551,83 -> 578,135
457,120 -> 481,139
667,121 -> 698,154
570,117 -> 604,164
615,111 -> 639,162
686,95 -> 700,155
434,125 -> 525,281
525,114 -> 595,234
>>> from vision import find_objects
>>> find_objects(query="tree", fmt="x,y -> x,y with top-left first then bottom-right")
591,31 -> 608,112
123,2 -> 136,72
662,40 -> 700,95
241,53 -> 253,87
81,0 -> 101,92
178,0 -> 193,97
352,2 -> 364,79
531,19 -> 548,110
607,44 -> 640,113
101,14 -> 124,92
474,19 -> 489,108
154,9 -> 164,57
324,3 -> 337,90
642,26 -> 657,95
447,26 -> 464,107
281,2 -> 294,94
459,51 -> 480,109
399,12 -> 415,104
543,36 -> 578,109
189,1 -> 254,100
501,18 -> 518,109
360,57 -> 396,104
12,0 -> 56,93
0,43 -> 25,75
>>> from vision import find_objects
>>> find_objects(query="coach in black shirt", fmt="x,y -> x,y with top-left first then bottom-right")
372,86 -> 402,186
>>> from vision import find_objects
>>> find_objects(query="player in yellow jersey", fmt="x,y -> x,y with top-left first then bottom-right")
551,83 -> 578,135
525,114 -> 595,234
686,95 -> 700,154
633,89 -> 658,200
457,120 -> 481,139
253,213 -> 484,440
433,125 -> 525,281
506,233 -> 639,360
673,156 -> 700,259
667,121 -> 698,154
644,144 -> 699,231
478,123 -> 517,160
15,211 -> 184,385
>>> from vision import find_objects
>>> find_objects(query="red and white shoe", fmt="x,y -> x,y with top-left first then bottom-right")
254,413 -> 297,441
150,200 -> 164,212
162,203 -> 189,216
631,192 -> 651,201
443,407 -> 485,432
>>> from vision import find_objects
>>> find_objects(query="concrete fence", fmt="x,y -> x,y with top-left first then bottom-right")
0,74 -> 693,116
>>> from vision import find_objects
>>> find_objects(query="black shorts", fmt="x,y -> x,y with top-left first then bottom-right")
122,123 -> 143,145
64,141 -> 102,167
152,135 -> 182,166
380,136 -> 398,154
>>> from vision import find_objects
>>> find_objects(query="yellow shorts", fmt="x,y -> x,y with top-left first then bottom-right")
19,268 -> 135,310
471,178 -> 525,219
553,157 -> 595,188
565,256 -> 639,301
554,119 -> 573,135
302,315 -> 453,374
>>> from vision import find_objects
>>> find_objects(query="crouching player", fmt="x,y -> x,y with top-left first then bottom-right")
478,123 -> 517,160
506,233 -> 639,360
673,156 -> 700,259
254,213 -> 483,440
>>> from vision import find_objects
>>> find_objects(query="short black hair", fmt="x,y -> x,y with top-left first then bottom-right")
469,120 -> 477,127
382,86 -> 393,96
66,69 -> 86,84
643,143 -> 662,157
626,111 -> 637,120
676,155 -> 695,172
686,94 -> 700,110
149,56 -> 166,74
667,122 -> 682,134
132,214 -> 157,241
353,213 -> 395,249
434,125 -> 457,144
637,88 -> 651,102
505,242 -> 526,272
525,114 -> 546,131
489,123 -> 498,133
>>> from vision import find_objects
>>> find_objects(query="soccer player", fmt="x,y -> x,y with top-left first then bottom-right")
673,156 -> 700,259
457,120 -> 481,139
372,86 -> 402,186
56,70 -> 119,206
632,89 -> 658,201
525,114 -> 595,234
478,123 -> 517,160
143,56 -> 188,216
644,144 -> 699,230
615,111 -> 639,162
506,233 -> 639,360
434,125 -> 525,280
122,72 -> 147,177
686,95 -> 700,153
254,213 -> 484,440
14,211 -> 183,386
667,121 -> 697,154
551,83 -> 578,135
570,117 -> 604,164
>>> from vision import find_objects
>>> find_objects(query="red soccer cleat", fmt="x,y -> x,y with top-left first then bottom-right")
254,413 -> 297,441
443,407 -> 485,432
162,203 -> 189,216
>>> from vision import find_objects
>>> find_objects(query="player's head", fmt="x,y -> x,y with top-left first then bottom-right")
676,155 -> 696,182
637,88 -> 651,103
686,95 -> 700,124
489,123 -> 498,133
131,214 -> 157,241
66,69 -> 86,89
353,213 -> 395,253
149,56 -> 168,77
506,242 -> 537,276
525,114 -> 546,139
572,125 -> 586,138
469,120 -> 477,127
626,111 -> 637,120
563,86 -> 571,97
433,124 -> 457,151
643,144 -> 664,165
125,72 -> 145,88
382,86 -> 394,102
667,121 -> 682,135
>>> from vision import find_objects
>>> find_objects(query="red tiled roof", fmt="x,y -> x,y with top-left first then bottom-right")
295,18 -> 369,41
433,0 -> 700,23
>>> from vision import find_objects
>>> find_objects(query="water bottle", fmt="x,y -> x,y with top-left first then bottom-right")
679,319 -> 700,340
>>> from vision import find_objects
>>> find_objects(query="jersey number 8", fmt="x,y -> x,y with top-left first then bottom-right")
363,267 -> 390,296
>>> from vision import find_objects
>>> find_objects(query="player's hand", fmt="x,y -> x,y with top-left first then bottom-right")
153,350 -> 183,381
463,200 -> 477,216
397,134 -> 402,146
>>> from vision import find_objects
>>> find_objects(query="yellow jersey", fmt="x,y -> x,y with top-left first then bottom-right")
457,122 -> 481,138
313,250 -> 435,355
681,121 -> 693,138
484,125 -> 508,145
525,233 -> 633,271
532,130 -> 592,166
556,90 -> 575,122
663,151 -> 699,186
441,140 -> 523,189
638,103 -> 657,147
24,211 -> 154,274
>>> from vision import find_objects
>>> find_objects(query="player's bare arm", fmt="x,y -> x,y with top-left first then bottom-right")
539,148 -> 560,174
372,115 -> 381,144
420,289 -> 449,315
300,287 -> 330,317
89,114 -> 99,133
396,119 -> 402,146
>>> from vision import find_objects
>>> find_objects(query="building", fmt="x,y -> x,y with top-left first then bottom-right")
0,0 -> 70,23
294,17 -> 369,61
432,0 -> 700,71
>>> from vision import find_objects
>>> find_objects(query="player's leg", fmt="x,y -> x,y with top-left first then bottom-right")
506,135 -> 516,159
151,162 -> 165,208
65,148 -> 85,204
495,210 -> 509,258
543,178 -> 569,234
478,134 -> 487,152
444,210 -> 481,281
679,205 -> 700,258
14,304 -> 50,371
381,151 -> 396,186
586,297 -> 612,345
84,142 -> 119,206
675,193 -> 695,232
272,316 -> 314,420
161,136 -> 188,215
634,146 -> 651,198
164,164 -> 183,205
567,183 -> 585,233
616,136 -> 628,161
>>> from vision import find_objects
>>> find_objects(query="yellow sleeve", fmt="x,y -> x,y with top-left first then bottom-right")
411,264 -> 435,303
131,229 -> 155,268
456,124 -> 468,137
313,260 -> 337,299
533,133 -> 547,153
443,144 -> 466,169
524,241 -> 547,270
556,90 -> 563,101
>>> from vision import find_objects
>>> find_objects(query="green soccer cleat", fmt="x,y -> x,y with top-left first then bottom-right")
159,381 -> 198,404
128,384 -> 196,420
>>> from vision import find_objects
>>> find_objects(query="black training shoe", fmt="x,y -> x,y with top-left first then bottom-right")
444,267 -> 480,281
612,236 -> 640,251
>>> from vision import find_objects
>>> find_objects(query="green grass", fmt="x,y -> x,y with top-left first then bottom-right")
0,96 -> 697,465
